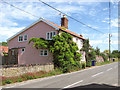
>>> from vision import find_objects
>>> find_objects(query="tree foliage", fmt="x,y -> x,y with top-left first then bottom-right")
112,50 -> 120,58
95,47 -> 100,56
29,32 -> 81,72
0,42 -> 8,46
103,50 -> 109,55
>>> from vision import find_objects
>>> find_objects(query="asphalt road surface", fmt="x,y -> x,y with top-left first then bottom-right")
2,62 -> 119,90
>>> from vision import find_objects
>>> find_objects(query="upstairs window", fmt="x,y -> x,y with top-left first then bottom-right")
18,34 -> 28,42
76,38 -> 78,43
46,31 -> 56,40
18,35 -> 23,42
24,35 -> 28,41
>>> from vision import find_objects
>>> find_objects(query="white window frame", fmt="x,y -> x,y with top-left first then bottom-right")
40,50 -> 48,56
24,34 -> 28,41
18,34 -> 28,42
46,31 -> 56,40
18,35 -> 23,42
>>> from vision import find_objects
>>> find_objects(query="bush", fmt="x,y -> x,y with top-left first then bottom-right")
26,76 -> 34,80
86,61 -> 92,67
5,79 -> 13,84
17,78 -> 22,82
100,53 -> 108,61
82,63 -> 86,69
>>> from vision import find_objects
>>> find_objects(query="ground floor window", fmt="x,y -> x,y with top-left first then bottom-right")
40,50 -> 48,56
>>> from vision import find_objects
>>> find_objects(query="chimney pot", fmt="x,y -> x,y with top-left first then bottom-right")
61,15 -> 68,29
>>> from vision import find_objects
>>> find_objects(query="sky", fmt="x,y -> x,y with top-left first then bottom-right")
0,0 -> 119,52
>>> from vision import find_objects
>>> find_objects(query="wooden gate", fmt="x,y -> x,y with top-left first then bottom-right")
8,48 -> 18,65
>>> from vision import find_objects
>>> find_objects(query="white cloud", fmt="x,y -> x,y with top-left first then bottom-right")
0,26 -> 25,38
111,40 -> 118,44
111,19 -> 118,27
102,20 -> 109,23
103,8 -> 108,11
90,40 -> 103,45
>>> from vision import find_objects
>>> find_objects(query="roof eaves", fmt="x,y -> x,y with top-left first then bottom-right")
59,29 -> 86,40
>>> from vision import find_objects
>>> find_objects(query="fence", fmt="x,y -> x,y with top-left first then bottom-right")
0,64 -> 54,77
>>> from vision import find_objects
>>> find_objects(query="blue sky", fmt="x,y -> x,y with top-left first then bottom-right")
0,0 -> 118,52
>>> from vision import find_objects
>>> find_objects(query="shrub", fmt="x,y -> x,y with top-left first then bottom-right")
86,61 -> 92,67
5,79 -> 13,84
82,63 -> 86,69
17,78 -> 22,82
100,53 -> 108,61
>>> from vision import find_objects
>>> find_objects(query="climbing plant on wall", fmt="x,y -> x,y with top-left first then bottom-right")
29,32 -> 81,72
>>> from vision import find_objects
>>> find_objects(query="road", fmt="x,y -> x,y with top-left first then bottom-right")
2,62 -> 119,90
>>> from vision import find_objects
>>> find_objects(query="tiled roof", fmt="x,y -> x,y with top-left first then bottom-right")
44,19 -> 85,40
7,18 -> 85,41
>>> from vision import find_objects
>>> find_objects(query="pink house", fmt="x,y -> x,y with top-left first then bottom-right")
7,15 -> 86,65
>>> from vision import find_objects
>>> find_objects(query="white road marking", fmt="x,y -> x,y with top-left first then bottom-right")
92,72 -> 104,77
107,68 -> 112,71
63,80 -> 83,89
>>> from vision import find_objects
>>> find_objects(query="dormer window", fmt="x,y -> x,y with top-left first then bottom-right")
18,35 -> 23,42
46,31 -> 56,40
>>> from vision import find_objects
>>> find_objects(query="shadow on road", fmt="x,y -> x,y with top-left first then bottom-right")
63,83 -> 120,90
2,83 -> 120,90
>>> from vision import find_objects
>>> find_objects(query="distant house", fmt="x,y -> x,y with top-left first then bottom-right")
7,15 -> 86,65
0,46 -> 8,56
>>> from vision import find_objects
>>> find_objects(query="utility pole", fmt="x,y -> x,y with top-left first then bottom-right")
109,0 -> 111,61
109,34 -> 111,61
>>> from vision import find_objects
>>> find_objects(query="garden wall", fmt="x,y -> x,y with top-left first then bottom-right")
96,55 -> 104,63
0,64 -> 54,77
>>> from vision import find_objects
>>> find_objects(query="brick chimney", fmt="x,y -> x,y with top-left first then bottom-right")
61,15 -> 68,29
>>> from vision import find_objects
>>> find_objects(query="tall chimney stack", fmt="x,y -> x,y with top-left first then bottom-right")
61,15 -> 68,29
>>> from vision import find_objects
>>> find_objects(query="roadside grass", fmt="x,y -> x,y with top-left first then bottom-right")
1,60 -> 118,86
96,59 -> 118,66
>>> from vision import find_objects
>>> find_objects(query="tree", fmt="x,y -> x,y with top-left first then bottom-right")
95,47 -> 100,56
81,39 -> 90,53
112,50 -> 120,58
0,42 -> 8,46
103,50 -> 109,55
29,32 -> 81,72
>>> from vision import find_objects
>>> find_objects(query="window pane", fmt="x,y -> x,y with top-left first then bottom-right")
40,50 -> 43,56
22,48 -> 25,52
19,36 -> 23,41
24,35 -> 27,41
50,32 -> 52,39
47,33 -> 49,39
44,50 -> 48,56
53,32 -> 56,36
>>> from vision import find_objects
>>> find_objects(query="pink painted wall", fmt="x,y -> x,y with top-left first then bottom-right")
8,21 -> 57,65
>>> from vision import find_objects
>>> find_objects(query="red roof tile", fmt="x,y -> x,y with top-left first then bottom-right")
44,19 -> 85,40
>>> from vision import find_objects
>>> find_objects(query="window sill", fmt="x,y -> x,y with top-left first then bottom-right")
18,41 -> 27,42
40,55 -> 48,56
